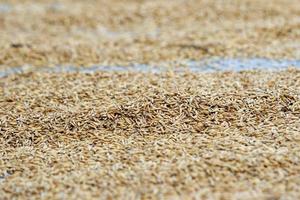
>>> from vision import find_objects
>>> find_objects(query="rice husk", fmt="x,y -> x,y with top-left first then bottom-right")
0,0 -> 300,68
1,70 -> 300,199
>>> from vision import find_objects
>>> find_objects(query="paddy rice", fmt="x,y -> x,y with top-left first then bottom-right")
1,0 -> 300,199
0,0 -> 300,68
1,71 -> 300,199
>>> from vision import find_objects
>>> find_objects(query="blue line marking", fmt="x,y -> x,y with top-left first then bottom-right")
187,58 -> 300,72
1,58 -> 300,77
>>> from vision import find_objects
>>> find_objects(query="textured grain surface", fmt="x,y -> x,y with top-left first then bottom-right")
1,1 -> 300,199
1,70 -> 300,199
1,0 -> 300,68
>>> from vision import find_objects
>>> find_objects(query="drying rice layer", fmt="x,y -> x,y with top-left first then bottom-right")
1,0 -> 300,68
1,70 -> 300,199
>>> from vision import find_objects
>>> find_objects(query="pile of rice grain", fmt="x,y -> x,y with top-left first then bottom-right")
1,70 -> 300,199
1,0 -> 300,68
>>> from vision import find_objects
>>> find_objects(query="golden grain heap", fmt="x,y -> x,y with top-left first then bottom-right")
1,71 -> 300,199
1,0 -> 300,199
0,0 -> 300,68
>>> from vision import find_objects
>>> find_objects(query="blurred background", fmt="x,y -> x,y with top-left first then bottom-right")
1,0 -> 299,67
